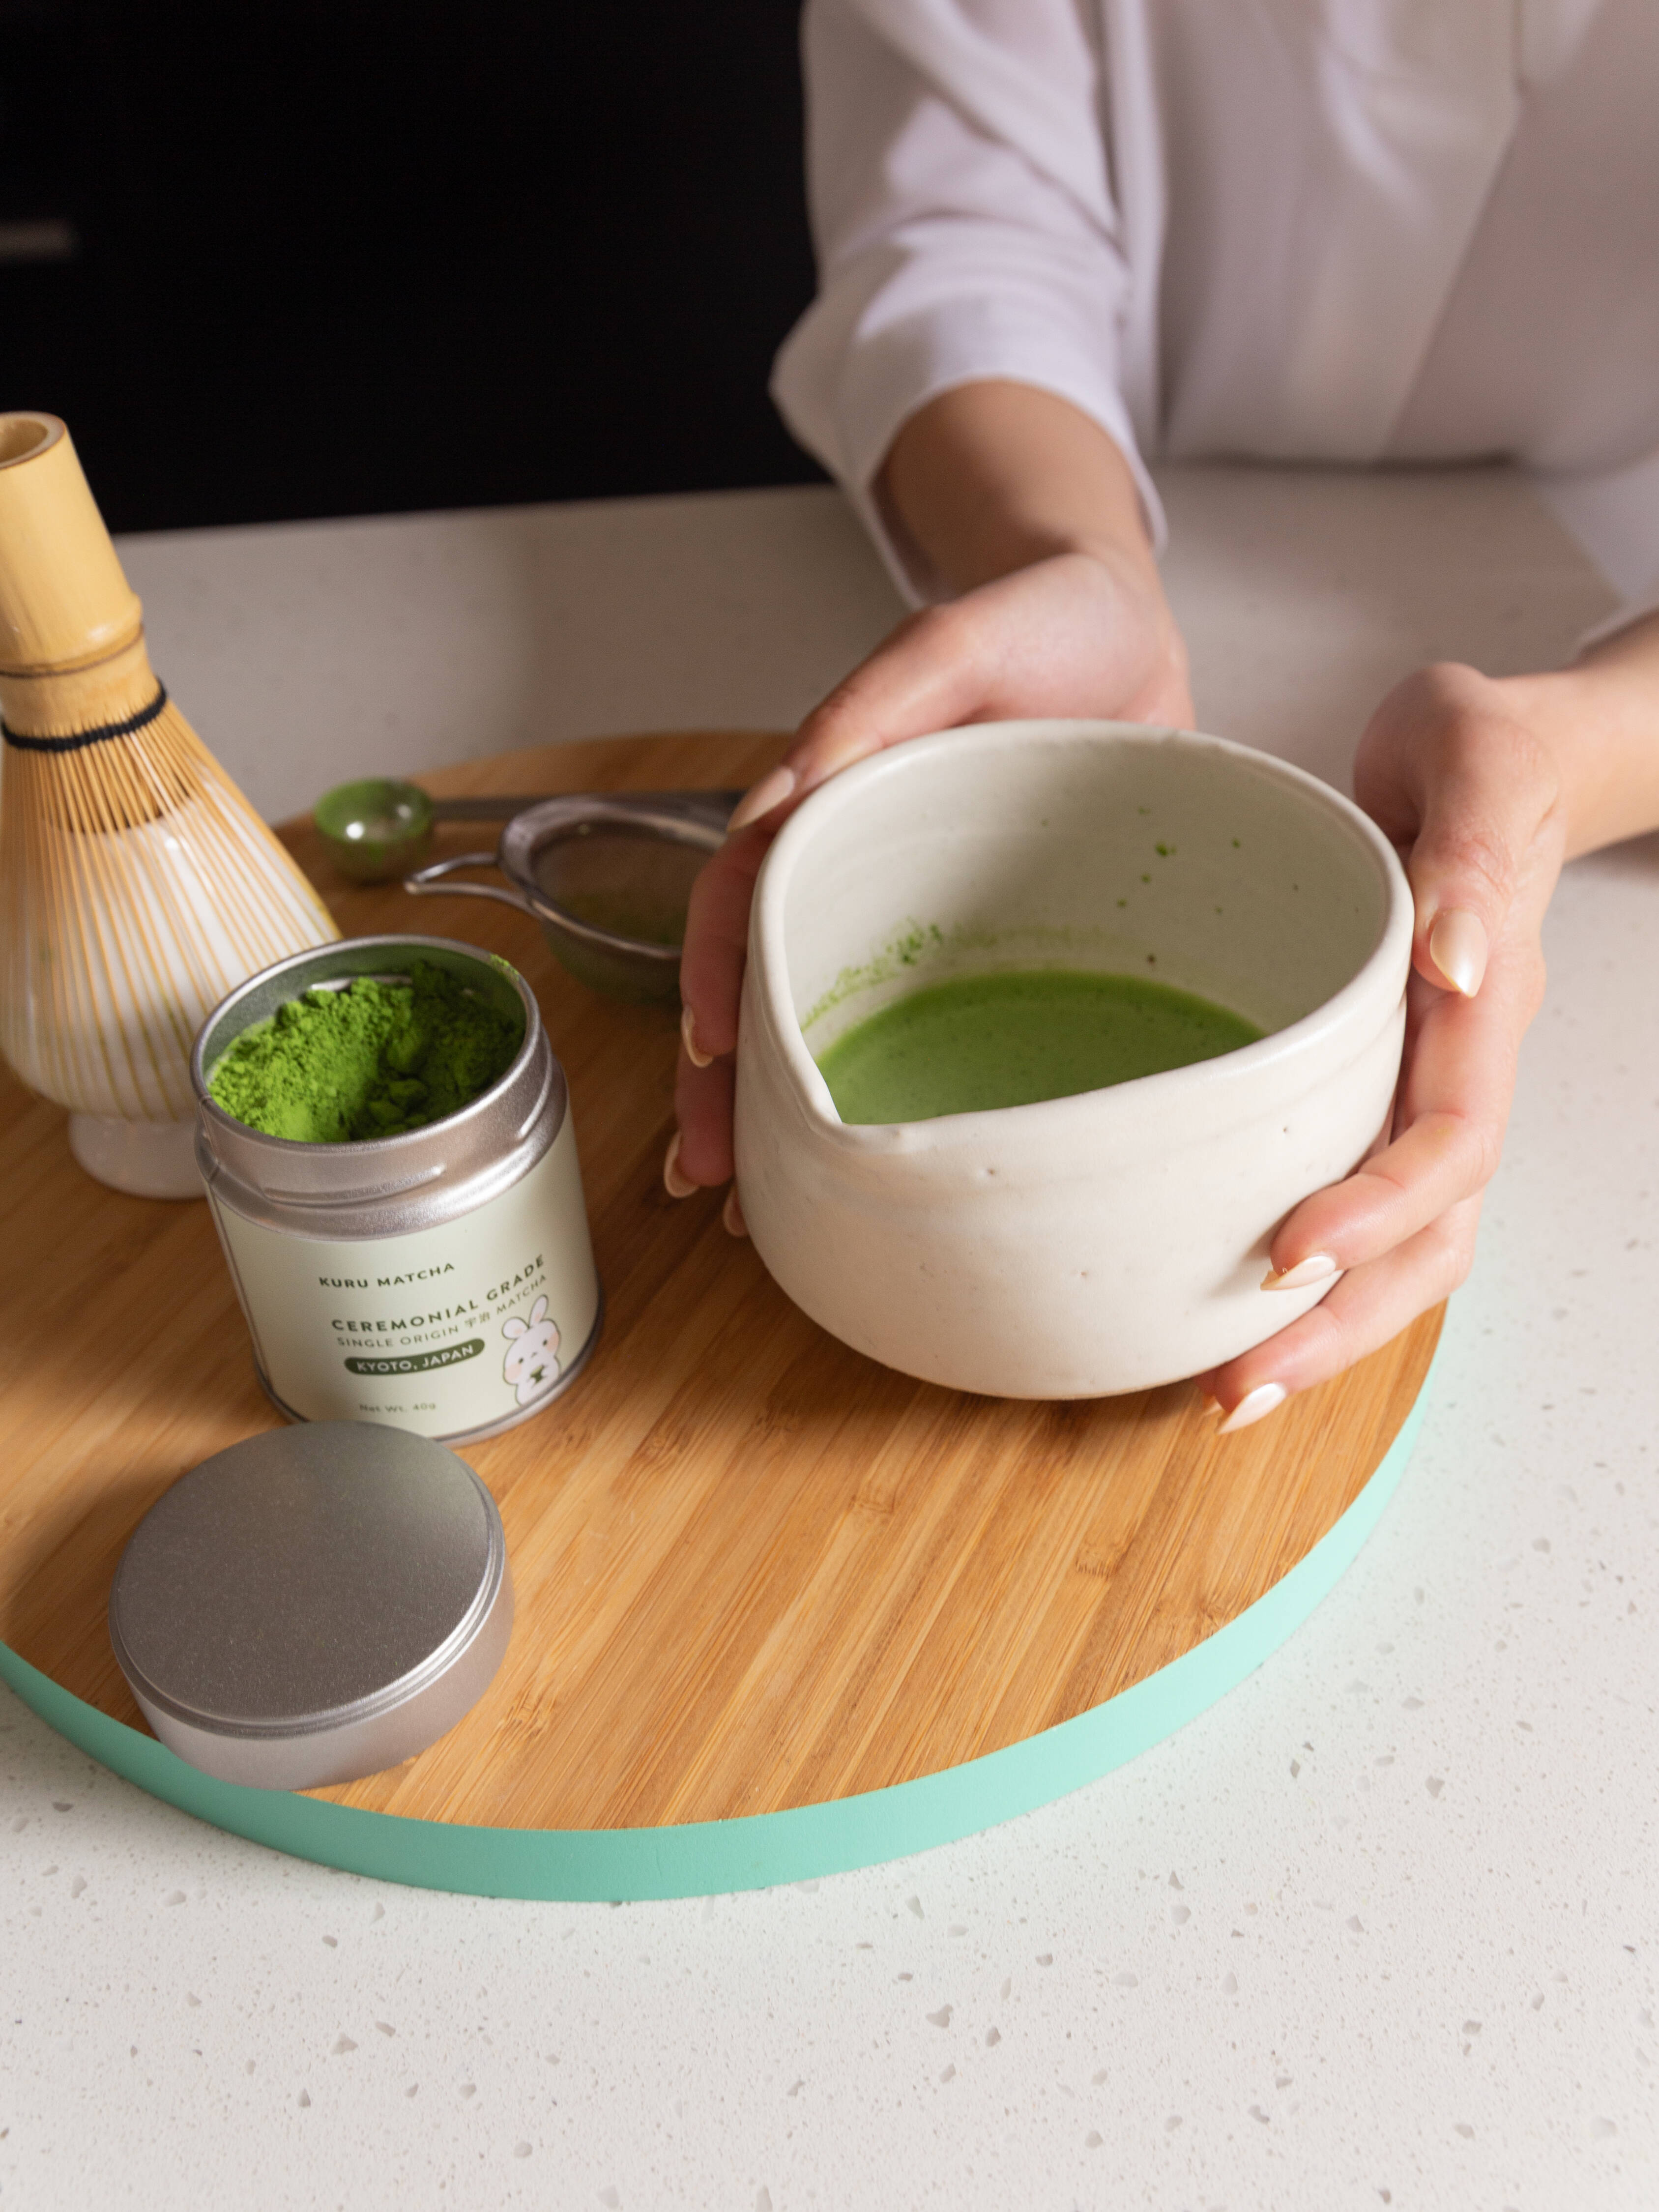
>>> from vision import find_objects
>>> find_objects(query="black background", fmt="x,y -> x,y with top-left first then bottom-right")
1,0 -> 822,531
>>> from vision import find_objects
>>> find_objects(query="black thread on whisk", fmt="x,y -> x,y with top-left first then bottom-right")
2,685 -> 169,751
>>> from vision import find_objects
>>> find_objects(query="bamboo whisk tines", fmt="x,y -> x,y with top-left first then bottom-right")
0,411 -> 338,1195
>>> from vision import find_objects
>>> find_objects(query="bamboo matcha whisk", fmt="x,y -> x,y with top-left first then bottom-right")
0,411 -> 338,1197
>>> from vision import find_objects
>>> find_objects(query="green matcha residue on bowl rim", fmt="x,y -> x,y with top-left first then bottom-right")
207,959 -> 524,1143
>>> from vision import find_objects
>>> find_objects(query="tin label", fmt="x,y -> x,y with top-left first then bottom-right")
211,1116 -> 600,1438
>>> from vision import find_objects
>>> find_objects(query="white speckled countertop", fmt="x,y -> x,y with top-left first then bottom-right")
3,469 -> 1654,2211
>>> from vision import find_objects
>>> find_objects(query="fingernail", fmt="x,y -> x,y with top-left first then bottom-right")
680,1003 -> 713,1068
1428,908 -> 1488,997
663,1130 -> 698,1199
1261,1253 -> 1339,1292
722,1185 -> 748,1239
1218,1382 -> 1288,1434
726,765 -> 797,833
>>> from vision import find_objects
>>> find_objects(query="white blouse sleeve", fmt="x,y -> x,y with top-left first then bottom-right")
771,0 -> 1164,602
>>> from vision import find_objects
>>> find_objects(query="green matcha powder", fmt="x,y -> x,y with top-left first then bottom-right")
210,960 -> 524,1143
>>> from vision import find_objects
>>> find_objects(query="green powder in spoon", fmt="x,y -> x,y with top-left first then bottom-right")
209,960 -> 523,1142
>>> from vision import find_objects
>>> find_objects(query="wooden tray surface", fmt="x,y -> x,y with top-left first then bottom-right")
0,731 -> 1440,1839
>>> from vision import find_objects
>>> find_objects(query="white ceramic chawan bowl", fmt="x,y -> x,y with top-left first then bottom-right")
733,720 -> 1413,1398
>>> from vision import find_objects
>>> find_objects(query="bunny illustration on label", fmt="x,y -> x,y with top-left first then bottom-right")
502,1297 -> 561,1404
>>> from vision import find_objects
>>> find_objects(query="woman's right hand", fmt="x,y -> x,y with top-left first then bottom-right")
668,536 -> 1194,1206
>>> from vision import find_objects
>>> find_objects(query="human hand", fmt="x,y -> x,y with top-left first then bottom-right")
668,545 -> 1193,1209
1196,661 -> 1572,1430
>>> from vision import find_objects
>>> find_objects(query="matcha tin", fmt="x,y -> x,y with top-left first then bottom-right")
192,934 -> 601,1443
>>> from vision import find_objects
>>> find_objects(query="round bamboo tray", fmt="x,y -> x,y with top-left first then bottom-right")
0,732 -> 1441,1899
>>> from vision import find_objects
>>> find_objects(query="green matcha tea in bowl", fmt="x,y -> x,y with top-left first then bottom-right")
192,934 -> 601,1442
733,720 -> 1413,1398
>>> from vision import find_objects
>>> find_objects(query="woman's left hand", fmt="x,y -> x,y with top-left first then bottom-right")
1196,660 -> 1570,1430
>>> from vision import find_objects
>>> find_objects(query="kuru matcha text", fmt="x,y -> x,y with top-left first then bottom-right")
815,968 -> 1261,1124
209,961 -> 524,1142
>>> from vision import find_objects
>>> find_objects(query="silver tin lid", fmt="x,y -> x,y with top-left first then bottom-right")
109,1423 -> 513,1791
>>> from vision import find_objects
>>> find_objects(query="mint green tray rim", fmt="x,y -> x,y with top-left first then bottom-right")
0,1357 -> 1435,1902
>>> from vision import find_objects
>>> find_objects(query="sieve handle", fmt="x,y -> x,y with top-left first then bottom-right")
431,787 -> 747,828
428,796 -> 546,822
401,851 -> 535,914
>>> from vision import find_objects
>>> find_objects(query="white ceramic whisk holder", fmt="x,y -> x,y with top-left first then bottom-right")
733,721 -> 1414,1399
